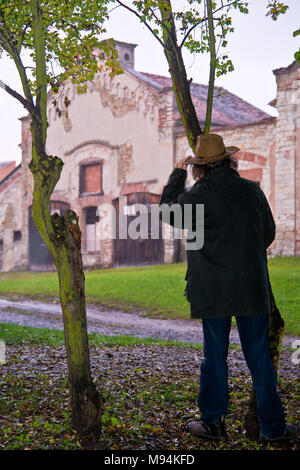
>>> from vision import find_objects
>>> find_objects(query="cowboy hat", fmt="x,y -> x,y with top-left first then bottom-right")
186,134 -> 240,165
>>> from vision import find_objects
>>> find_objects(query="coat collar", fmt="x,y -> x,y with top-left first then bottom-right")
201,166 -> 240,182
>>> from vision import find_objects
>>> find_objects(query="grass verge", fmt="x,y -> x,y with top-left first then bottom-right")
0,256 -> 299,335
0,322 -> 203,349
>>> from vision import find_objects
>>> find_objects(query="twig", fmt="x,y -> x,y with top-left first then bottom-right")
115,0 -> 167,50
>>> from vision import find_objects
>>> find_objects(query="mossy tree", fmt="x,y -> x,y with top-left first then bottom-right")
0,0 -> 121,435
115,0 -> 289,439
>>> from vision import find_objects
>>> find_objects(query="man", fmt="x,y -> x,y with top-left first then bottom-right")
159,133 -> 299,442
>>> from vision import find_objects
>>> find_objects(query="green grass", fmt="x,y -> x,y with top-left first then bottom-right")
0,256 -> 299,335
265,257 -> 300,335
0,322 -> 203,349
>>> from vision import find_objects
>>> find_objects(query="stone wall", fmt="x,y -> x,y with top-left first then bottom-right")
272,61 -> 300,256
0,167 -> 27,271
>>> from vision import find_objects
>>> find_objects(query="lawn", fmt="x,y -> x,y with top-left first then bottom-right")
0,256 -> 299,335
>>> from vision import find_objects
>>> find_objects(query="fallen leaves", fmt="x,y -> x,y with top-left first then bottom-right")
0,342 -> 299,450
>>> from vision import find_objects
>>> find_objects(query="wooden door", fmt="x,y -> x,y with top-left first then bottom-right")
113,192 -> 164,267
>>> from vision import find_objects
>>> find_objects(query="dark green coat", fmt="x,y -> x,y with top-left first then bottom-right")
159,166 -> 275,319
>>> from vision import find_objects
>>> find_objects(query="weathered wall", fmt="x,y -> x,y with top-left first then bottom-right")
45,68 -> 175,194
272,61 -> 300,256
19,64 -> 176,269
0,167 -> 27,271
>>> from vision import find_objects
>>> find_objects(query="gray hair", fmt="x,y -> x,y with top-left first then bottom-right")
191,156 -> 239,181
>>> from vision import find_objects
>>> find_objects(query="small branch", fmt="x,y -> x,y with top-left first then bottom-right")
179,17 -> 209,48
0,28 -> 34,107
0,79 -> 35,113
204,0 -> 216,134
213,0 -> 242,15
179,0 -> 241,48
115,0 -> 167,50
107,4 -> 122,14
17,20 -> 32,54
31,0 -> 48,148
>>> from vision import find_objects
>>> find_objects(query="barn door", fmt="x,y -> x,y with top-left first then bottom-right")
28,201 -> 70,271
113,192 -> 164,267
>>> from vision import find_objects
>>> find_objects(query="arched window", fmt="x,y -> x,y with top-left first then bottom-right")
124,53 -> 130,61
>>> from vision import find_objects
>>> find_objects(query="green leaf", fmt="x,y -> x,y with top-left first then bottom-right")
294,50 -> 300,62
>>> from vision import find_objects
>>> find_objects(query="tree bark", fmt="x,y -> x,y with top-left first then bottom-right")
55,211 -> 102,434
158,0 -> 202,149
29,118 -> 102,435
203,0 -> 216,134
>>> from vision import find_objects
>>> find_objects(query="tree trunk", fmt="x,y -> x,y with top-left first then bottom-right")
55,211 -> 102,434
29,121 -> 102,435
203,0 -> 216,134
158,0 -> 202,149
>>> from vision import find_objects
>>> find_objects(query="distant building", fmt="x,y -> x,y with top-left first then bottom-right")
0,41 -> 299,271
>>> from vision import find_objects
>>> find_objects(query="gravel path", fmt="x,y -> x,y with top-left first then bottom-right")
0,297 -> 298,347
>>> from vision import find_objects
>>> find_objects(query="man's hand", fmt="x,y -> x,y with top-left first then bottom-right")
175,156 -> 192,169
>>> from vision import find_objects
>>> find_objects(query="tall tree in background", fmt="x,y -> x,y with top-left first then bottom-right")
115,0 -> 289,439
0,0 -> 121,435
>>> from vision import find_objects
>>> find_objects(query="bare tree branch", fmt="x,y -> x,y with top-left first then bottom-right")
0,79 -> 35,113
115,0 -> 167,50
17,19 -> 33,54
179,17 -> 209,48
0,27 -> 34,106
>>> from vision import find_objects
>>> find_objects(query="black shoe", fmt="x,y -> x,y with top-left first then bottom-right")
260,423 -> 299,442
186,416 -> 227,441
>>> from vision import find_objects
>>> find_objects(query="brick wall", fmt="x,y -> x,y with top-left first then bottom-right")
80,163 -> 102,194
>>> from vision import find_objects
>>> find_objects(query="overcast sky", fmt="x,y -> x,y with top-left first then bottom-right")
0,0 -> 299,164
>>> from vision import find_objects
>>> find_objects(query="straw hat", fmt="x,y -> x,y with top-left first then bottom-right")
186,134 -> 240,165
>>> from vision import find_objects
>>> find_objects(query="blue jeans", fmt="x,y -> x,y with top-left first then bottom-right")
198,314 -> 286,438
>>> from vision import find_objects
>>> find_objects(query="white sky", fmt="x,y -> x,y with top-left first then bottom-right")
0,0 -> 299,164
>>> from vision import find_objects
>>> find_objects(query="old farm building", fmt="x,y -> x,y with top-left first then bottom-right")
0,41 -> 299,271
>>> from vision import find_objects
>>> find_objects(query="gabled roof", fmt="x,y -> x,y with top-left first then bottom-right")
19,61 -> 272,130
0,161 -> 16,184
0,163 -> 21,188
134,71 -> 271,127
